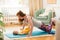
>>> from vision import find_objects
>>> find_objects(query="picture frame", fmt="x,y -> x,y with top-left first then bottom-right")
47,0 -> 56,4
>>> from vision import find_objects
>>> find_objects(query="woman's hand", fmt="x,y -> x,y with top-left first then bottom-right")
26,34 -> 32,37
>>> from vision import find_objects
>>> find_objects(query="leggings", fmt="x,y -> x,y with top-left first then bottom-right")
39,23 -> 52,33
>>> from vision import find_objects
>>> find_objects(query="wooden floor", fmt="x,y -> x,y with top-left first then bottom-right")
12,35 -> 55,40
5,24 -> 55,40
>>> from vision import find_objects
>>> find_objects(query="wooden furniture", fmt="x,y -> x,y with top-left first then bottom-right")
56,19 -> 60,40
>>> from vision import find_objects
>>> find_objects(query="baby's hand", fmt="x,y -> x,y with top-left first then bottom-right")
26,34 -> 32,37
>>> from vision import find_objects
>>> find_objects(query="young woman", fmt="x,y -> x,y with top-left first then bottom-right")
13,11 -> 33,36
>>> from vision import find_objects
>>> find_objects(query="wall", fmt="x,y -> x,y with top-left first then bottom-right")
43,0 -> 60,18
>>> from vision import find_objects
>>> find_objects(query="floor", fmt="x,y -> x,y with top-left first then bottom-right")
4,24 -> 55,40
16,36 -> 55,40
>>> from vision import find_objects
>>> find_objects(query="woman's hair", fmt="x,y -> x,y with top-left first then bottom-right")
16,11 -> 26,17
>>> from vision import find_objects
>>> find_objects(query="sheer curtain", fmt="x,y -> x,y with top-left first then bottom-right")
29,0 -> 43,16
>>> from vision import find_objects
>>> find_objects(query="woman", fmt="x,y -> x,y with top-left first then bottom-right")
13,11 -> 33,36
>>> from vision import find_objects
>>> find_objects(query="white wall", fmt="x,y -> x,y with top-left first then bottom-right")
43,0 -> 60,18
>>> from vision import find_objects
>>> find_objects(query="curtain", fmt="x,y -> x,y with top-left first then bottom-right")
29,0 -> 43,16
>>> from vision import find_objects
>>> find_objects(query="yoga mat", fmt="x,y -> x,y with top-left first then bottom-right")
5,29 -> 55,38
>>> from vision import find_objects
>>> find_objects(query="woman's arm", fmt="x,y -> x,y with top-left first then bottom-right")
28,16 -> 33,36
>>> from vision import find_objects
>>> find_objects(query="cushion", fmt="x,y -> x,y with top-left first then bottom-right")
39,9 -> 50,16
37,16 -> 48,20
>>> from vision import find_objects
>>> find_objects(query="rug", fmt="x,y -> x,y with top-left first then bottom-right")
5,27 -> 55,38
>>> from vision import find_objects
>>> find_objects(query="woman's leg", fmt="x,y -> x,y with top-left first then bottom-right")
45,24 -> 52,33
39,23 -> 52,33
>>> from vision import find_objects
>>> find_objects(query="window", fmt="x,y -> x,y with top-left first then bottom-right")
0,0 -> 29,16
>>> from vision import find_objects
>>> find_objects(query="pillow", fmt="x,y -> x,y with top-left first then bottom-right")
39,10 -> 49,16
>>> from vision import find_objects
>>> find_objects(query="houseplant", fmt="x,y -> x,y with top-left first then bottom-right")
0,12 -> 5,40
